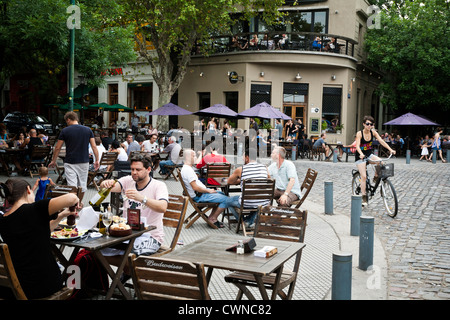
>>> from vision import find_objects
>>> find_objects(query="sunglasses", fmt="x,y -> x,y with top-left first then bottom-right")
365,122 -> 374,126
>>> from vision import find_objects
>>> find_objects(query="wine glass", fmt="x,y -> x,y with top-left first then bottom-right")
102,210 -> 113,236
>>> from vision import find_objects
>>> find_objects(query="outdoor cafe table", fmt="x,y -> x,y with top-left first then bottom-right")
50,227 -> 155,300
165,234 -> 305,300
0,148 -> 26,176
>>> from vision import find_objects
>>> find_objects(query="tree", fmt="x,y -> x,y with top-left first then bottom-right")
0,0 -> 135,113
364,0 -> 450,124
119,0 -> 284,130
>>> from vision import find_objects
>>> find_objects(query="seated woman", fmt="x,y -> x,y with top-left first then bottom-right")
338,136 -> 357,161
0,178 -> 79,299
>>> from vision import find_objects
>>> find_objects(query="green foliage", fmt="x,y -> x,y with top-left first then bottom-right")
0,0 -> 135,103
365,0 -> 450,120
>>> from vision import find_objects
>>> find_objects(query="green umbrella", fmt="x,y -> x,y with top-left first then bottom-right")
104,104 -> 134,112
89,102 -> 110,109
53,102 -> 89,111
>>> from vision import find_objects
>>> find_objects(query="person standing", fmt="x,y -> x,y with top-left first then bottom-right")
49,112 -> 99,195
268,146 -> 302,207
428,128 -> 447,163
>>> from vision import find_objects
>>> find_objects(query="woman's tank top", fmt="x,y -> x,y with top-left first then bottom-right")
356,130 -> 374,161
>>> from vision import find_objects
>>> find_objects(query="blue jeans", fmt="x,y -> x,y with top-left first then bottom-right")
159,159 -> 174,174
193,191 -> 230,209
225,195 -> 257,225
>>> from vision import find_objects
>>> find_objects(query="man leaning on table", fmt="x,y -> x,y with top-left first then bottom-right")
268,146 -> 302,207
98,153 -> 168,278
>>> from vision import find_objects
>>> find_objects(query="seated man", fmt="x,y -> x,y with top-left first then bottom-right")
313,132 -> 332,159
158,136 -> 182,177
268,146 -> 302,207
181,149 -> 230,228
196,145 -> 229,186
226,147 -> 270,228
98,153 -> 169,275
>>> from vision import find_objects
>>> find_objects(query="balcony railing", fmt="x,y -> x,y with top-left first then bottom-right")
193,32 -> 358,58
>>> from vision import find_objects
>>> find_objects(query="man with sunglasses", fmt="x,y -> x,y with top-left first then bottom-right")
355,116 -> 396,206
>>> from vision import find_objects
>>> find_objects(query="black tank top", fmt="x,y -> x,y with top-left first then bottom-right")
356,130 -> 374,161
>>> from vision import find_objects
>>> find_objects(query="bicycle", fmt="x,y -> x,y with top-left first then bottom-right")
351,154 -> 398,218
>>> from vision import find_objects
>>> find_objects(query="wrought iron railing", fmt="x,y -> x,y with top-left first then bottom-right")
193,32 -> 358,57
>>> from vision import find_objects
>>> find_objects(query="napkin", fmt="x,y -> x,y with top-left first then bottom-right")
76,206 -> 99,231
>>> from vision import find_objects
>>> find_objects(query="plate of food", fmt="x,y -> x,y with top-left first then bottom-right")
50,228 -> 86,241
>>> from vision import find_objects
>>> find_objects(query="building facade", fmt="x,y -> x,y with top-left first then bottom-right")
174,0 -> 382,144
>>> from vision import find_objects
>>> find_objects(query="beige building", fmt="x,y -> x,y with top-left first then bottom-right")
176,0 -> 383,144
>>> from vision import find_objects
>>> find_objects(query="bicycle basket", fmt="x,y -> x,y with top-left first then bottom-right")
380,163 -> 394,178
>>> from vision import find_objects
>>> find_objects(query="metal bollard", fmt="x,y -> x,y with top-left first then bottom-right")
406,150 -> 411,164
324,181 -> 333,215
237,142 -> 243,157
292,145 -> 297,161
432,150 -> 437,164
359,216 -> 375,271
332,252 -> 352,300
333,148 -> 338,163
447,150 -> 450,163
350,195 -> 362,236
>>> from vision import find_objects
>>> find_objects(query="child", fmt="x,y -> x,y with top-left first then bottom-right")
32,166 -> 55,201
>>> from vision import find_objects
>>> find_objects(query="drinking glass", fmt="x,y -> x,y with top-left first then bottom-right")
102,210 -> 113,236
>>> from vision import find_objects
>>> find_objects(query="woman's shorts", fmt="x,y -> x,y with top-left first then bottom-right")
432,146 -> 441,151
355,153 -> 377,165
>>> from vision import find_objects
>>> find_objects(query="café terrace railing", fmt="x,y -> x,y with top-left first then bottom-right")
192,32 -> 359,58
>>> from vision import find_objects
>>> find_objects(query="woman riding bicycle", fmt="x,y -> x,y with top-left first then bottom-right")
355,116 -> 396,205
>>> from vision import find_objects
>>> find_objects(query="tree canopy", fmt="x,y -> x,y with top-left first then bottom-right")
365,0 -> 450,124
0,0 -> 136,110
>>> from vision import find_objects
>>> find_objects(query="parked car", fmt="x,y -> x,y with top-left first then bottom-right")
3,112 -> 54,135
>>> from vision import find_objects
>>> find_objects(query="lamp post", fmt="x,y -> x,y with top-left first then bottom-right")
66,1 -> 80,111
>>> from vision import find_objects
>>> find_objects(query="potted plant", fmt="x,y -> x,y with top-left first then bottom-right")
335,124 -> 344,134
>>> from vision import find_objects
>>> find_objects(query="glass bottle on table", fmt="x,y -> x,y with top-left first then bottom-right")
98,205 -> 106,234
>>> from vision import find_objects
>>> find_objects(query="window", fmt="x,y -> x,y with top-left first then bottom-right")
322,87 -> 342,133
198,92 -> 211,110
283,83 -> 308,103
250,84 -> 271,106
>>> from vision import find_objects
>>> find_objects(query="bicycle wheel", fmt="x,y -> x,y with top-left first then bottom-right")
352,172 -> 362,196
380,178 -> 398,218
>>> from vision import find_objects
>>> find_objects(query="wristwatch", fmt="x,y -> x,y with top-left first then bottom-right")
284,192 -> 289,196
142,196 -> 148,207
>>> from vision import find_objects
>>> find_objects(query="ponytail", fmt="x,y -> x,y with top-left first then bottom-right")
0,179 -> 30,205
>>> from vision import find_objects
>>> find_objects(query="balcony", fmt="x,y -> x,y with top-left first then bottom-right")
192,32 -> 358,58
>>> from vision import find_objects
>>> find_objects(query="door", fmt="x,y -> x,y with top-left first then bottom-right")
283,104 -> 307,138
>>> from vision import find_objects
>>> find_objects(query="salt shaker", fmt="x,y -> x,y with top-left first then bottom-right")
236,240 -> 244,255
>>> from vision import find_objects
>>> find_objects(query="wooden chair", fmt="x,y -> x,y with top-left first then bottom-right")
177,169 -> 219,229
0,243 -> 73,300
128,255 -> 210,300
87,152 -> 118,190
225,205 -> 308,300
205,162 -> 231,187
163,149 -> 183,181
152,194 -> 188,257
43,184 -> 83,201
312,146 -> 327,161
22,145 -> 52,178
234,178 -> 275,236
290,168 -> 318,209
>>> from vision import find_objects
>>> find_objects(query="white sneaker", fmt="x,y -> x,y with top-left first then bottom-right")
362,195 -> 368,207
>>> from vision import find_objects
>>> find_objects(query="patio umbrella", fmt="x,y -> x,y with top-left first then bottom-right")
194,104 -> 242,119
383,112 -> 440,126
89,102 -> 110,110
238,101 -> 291,120
148,102 -> 192,116
103,104 -> 134,112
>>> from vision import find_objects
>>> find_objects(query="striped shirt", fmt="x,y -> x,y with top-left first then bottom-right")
239,161 -> 270,208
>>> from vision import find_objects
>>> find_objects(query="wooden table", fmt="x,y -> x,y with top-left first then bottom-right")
0,148 -> 25,176
165,234 -> 305,300
51,227 -> 154,300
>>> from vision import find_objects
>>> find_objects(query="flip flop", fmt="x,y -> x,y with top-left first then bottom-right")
213,221 -> 224,228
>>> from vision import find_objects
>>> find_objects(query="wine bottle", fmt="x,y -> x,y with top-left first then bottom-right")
89,179 -> 117,207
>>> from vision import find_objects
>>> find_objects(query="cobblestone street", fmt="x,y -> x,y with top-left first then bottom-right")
285,157 -> 450,300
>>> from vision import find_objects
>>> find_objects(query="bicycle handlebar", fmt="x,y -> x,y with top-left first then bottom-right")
363,153 -> 394,163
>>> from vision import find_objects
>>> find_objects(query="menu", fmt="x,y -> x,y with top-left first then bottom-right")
127,208 -> 141,230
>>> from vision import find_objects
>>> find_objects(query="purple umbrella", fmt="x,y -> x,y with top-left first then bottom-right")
238,102 -> 291,120
148,103 -> 192,116
195,104 -> 242,119
383,112 -> 440,126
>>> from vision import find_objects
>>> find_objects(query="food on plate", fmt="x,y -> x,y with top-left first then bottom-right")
51,228 -> 80,239
110,223 -> 131,231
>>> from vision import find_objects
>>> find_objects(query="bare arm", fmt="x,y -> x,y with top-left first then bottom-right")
227,167 -> 242,185
49,140 -> 64,167
48,193 -> 79,216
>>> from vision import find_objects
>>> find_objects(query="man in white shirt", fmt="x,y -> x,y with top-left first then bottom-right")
142,134 -> 159,153
159,136 -> 182,177
268,146 -> 302,207
180,149 -> 230,228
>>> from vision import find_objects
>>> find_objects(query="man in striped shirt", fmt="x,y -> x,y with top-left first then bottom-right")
226,147 -> 270,228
